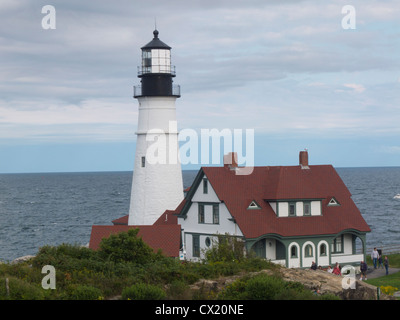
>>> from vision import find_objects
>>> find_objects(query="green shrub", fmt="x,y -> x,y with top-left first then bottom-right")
217,276 -> 249,300
32,244 -> 102,273
245,274 -> 285,300
0,277 -> 45,300
166,280 -> 190,300
61,284 -> 103,300
204,234 -> 245,263
219,273 -> 340,300
98,229 -> 158,264
122,283 -> 166,300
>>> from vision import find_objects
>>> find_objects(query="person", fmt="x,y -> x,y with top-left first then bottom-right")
371,248 -> 379,269
360,260 -> 368,281
310,261 -> 317,270
313,287 -> 321,295
384,256 -> 389,276
327,266 -> 333,273
333,262 -> 341,275
378,255 -> 383,269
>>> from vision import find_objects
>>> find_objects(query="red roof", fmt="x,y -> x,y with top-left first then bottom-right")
89,224 -> 181,257
112,215 -> 128,225
195,165 -> 371,239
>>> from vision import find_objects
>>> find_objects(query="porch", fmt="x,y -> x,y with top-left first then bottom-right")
248,231 -> 367,268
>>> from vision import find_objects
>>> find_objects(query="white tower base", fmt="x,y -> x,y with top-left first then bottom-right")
128,96 -> 184,226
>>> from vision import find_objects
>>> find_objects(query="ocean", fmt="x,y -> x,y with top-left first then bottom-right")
0,168 -> 399,262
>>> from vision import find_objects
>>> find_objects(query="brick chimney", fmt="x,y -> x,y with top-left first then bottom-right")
299,149 -> 309,169
224,152 -> 238,169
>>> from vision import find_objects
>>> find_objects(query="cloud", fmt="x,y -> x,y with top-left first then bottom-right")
0,0 -> 399,144
343,83 -> 366,93
0,98 -> 137,143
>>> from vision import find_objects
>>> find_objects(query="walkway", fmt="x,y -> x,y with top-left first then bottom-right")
360,267 -> 400,279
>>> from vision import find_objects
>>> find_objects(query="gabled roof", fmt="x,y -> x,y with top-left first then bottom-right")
89,224 -> 181,257
178,164 -> 370,239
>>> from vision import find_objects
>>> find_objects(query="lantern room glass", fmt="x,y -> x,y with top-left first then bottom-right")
142,48 -> 171,74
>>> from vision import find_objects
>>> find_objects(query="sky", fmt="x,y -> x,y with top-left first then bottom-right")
0,0 -> 399,173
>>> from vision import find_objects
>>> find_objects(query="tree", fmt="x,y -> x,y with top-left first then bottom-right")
98,229 -> 156,264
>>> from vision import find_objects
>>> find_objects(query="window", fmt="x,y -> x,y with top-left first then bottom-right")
332,236 -> 343,253
290,245 -> 298,258
328,197 -> 340,206
247,200 -> 261,210
193,235 -> 200,257
205,237 -> 211,247
303,202 -> 311,216
305,244 -> 313,257
141,156 -> 146,168
198,204 -> 205,224
320,243 -> 327,256
289,202 -> 296,216
213,204 -> 219,224
142,49 -> 151,73
203,179 -> 208,194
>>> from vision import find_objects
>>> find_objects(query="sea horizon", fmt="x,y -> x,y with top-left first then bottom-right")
1,165 -> 400,176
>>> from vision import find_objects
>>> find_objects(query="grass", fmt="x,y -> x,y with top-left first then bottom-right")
365,272 -> 400,289
365,253 -> 400,297
366,253 -> 400,268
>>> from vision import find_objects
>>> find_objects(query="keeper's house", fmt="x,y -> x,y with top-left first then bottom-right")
89,150 -> 371,268
175,150 -> 370,268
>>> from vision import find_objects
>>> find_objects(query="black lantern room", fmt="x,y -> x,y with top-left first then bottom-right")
134,30 -> 180,98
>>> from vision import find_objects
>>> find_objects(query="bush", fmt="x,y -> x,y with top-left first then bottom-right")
217,274 -> 285,300
218,272 -> 341,300
61,284 -> 103,300
217,276 -> 249,300
0,277 -> 45,300
245,274 -> 286,300
98,229 -> 158,264
380,285 -> 398,296
166,280 -> 191,300
122,283 -> 166,300
32,244 -> 102,273
204,234 -> 245,263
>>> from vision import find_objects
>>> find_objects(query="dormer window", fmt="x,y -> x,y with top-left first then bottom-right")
247,200 -> 261,210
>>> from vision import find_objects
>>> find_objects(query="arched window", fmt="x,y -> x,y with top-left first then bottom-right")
305,244 -> 313,257
290,245 -> 297,258
320,243 -> 327,256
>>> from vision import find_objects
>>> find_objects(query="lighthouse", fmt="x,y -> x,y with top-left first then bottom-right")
128,30 -> 184,226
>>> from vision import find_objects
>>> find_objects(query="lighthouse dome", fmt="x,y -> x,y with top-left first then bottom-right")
141,29 -> 171,50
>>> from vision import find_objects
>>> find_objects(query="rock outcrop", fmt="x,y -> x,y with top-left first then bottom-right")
11,255 -> 36,264
279,268 -> 394,300
189,267 -> 395,300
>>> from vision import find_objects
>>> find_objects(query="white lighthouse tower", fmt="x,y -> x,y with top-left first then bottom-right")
128,30 -> 184,226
